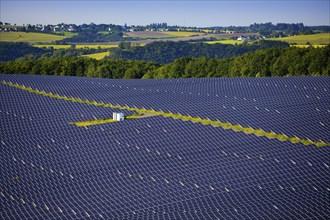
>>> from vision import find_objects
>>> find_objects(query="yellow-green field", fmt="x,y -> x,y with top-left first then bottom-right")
206,39 -> 243,45
82,51 -> 110,59
98,31 -> 110,35
164,31 -> 205,37
70,118 -> 116,127
268,33 -> 330,45
34,44 -> 118,49
0,32 -> 68,43
125,34 -> 174,39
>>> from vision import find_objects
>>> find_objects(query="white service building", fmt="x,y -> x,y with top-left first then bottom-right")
113,112 -> 124,121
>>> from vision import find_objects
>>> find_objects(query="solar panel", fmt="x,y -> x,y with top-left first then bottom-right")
1,74 -> 329,219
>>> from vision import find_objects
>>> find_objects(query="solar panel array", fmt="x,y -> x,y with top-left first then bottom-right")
1,74 -> 329,219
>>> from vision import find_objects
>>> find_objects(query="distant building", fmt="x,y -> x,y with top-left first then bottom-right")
226,30 -> 235,34
113,112 -> 124,121
237,36 -> 247,41
68,26 -> 75,32
53,26 -> 62,32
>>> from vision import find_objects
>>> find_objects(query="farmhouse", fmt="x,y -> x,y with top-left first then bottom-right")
237,36 -> 247,41
53,26 -> 62,32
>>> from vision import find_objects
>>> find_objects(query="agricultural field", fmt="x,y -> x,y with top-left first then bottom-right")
82,51 -> 110,59
163,31 -> 205,37
205,39 -> 244,45
125,31 -> 175,39
125,31 -> 205,39
54,31 -> 79,37
268,33 -> 330,46
97,31 -> 110,35
1,74 -> 329,219
0,32 -> 68,43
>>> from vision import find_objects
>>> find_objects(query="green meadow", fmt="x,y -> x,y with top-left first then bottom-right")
82,51 -> 110,60
0,32 -> 68,43
268,33 -> 330,45
206,39 -> 244,45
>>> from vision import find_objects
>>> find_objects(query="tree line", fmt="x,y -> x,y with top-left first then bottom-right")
108,40 -> 290,64
1,41 -> 289,63
0,42 -> 108,62
143,46 -> 330,78
0,57 -> 160,79
1,45 -> 329,78
59,31 -> 125,43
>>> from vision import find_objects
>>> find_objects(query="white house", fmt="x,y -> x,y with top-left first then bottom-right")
68,26 -> 75,32
237,36 -> 247,41
53,26 -> 62,32
113,112 -> 124,121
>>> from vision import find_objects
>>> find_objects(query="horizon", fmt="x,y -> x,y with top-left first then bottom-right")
1,0 -> 329,27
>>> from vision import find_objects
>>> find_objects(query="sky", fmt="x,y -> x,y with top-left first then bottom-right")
1,0 -> 329,27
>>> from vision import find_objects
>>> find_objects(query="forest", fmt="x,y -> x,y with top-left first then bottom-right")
0,57 -> 159,78
109,40 -> 290,64
1,40 -> 289,63
1,45 -> 329,78
59,31 -> 125,43
0,42 -> 51,61
143,46 -> 330,78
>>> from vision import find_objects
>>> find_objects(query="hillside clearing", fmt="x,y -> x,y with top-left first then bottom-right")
82,51 -> 110,59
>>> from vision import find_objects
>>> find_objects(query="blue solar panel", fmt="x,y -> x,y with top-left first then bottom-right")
1,74 -> 329,219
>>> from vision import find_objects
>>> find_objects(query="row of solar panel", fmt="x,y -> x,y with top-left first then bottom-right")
1,75 -> 329,219
2,74 -> 329,142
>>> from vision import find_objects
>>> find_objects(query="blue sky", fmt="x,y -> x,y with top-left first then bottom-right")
1,0 -> 329,27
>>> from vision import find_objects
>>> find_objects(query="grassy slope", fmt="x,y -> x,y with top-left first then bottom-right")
82,51 -> 110,60
268,33 -> 330,45
0,32 -> 68,43
54,32 -> 79,37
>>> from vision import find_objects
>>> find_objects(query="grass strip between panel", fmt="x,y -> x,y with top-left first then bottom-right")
70,114 -> 144,127
3,81 -> 329,148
